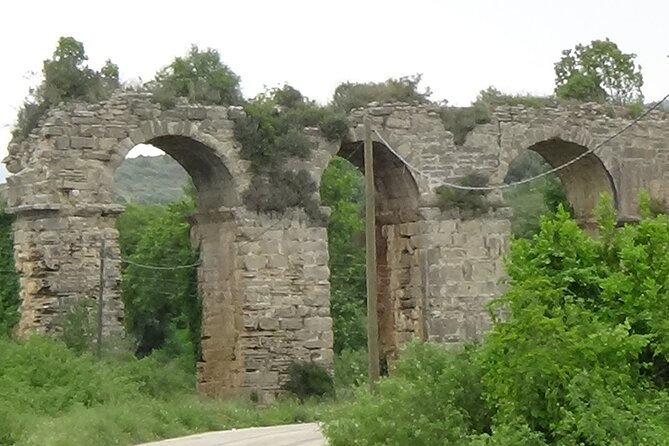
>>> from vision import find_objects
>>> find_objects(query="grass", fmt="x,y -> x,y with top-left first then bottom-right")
14,397 -> 334,446
0,336 -> 344,446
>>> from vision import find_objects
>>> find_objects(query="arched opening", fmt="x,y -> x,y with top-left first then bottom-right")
322,140 -> 420,378
113,134 -> 239,390
504,139 -> 616,235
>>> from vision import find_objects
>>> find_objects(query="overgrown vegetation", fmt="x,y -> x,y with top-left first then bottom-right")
5,34 -> 661,445
325,197 -> 669,445
233,84 -> 349,221
503,151 -> 571,238
321,157 -> 367,353
0,336 -> 337,446
435,173 -> 492,214
284,362 -> 335,402
13,37 -> 119,139
0,210 -> 19,336
439,87 -> 556,145
118,197 -> 200,359
332,74 -> 432,112
147,45 -> 243,108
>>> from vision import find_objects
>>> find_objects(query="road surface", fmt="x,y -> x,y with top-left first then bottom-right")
137,423 -> 325,446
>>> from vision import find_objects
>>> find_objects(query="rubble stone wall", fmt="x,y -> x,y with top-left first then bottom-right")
6,91 -> 668,398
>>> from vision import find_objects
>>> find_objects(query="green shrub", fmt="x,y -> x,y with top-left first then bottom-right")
436,173 -> 491,214
149,45 -> 242,107
234,85 -> 351,221
324,200 -> 669,445
332,74 -> 432,112
625,101 -> 645,118
440,88 -> 557,146
243,169 -> 324,222
324,342 -> 490,446
53,298 -> 98,354
284,361 -> 335,401
0,211 -> 19,336
13,37 -> 119,140
333,349 -> 367,390
439,102 -> 490,145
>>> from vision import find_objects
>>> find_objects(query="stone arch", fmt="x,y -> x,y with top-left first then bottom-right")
317,136 -> 422,372
108,121 -> 247,211
109,122 -> 252,398
500,126 -> 617,227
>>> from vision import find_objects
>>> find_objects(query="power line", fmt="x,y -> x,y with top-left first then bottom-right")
373,93 -> 669,191
121,258 -> 201,270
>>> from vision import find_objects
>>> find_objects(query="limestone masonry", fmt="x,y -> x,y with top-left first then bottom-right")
5,91 -> 669,400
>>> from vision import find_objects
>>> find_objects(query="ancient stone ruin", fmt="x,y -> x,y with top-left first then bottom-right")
5,91 -> 669,400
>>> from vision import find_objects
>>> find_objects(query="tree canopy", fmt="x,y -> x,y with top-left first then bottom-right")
150,45 -> 243,107
554,38 -> 643,104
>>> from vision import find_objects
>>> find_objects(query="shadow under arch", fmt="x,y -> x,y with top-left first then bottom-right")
518,138 -> 618,228
329,139 -> 421,373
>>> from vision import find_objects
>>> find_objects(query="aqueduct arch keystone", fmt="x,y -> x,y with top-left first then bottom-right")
5,91 -> 669,399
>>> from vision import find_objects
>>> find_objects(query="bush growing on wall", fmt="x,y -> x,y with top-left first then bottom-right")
149,45 -> 243,108
13,37 -> 120,139
332,74 -> 432,113
435,173 -> 491,214
233,85 -> 349,221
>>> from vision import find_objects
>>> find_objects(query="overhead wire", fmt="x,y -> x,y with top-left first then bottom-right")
373,92 -> 669,191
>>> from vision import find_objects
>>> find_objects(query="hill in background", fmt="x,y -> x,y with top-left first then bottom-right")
113,155 -> 188,205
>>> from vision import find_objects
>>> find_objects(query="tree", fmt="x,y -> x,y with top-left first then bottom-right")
151,45 -> 243,106
120,198 -> 200,359
13,36 -> 120,139
554,38 -> 643,104
0,210 -> 19,336
325,202 -> 669,445
321,156 -> 367,352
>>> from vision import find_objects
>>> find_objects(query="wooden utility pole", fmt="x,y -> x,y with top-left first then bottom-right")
364,116 -> 380,387
96,238 -> 106,358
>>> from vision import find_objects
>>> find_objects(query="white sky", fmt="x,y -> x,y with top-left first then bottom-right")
1,0 -> 667,178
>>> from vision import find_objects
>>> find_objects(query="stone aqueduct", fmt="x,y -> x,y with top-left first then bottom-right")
4,91 -> 669,400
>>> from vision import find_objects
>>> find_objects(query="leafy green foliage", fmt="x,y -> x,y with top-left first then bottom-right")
284,361 -> 335,401
332,74 -> 432,112
0,211 -> 19,336
321,157 -> 366,352
52,299 -> 98,354
0,336 -> 334,446
439,103 -> 490,145
436,173 -> 491,214
324,342 -> 491,446
554,38 -> 644,104
325,201 -> 669,445
476,86 -> 556,108
234,85 -> 349,220
333,348 -> 367,390
120,198 -> 200,358
243,169 -> 324,222
149,45 -> 243,107
13,37 -> 120,139
503,151 -> 571,238
439,87 -> 555,145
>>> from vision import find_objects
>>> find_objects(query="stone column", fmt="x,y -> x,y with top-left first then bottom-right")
191,209 -> 246,398
234,210 -> 334,403
12,206 -> 124,337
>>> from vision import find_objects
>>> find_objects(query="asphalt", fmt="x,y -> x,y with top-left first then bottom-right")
136,423 -> 325,446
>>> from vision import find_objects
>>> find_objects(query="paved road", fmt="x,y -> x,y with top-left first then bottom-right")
137,423 -> 325,446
